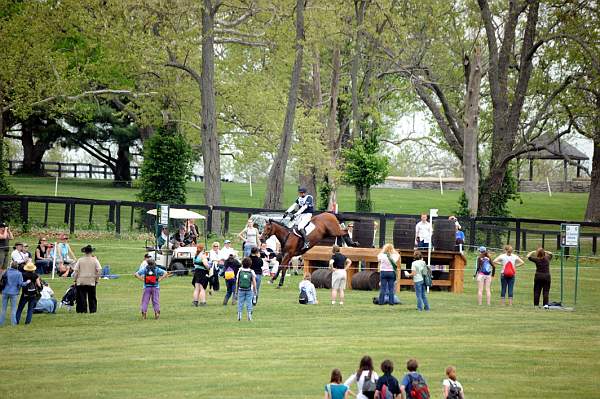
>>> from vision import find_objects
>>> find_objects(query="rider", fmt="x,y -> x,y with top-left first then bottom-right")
284,187 -> 314,250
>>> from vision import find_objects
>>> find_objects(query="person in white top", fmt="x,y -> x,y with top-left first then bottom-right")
238,219 -> 260,257
415,214 -> 432,249
492,245 -> 524,306
34,281 -> 58,313
11,242 -> 30,269
442,365 -> 465,399
219,240 -> 238,261
377,244 -> 400,305
298,274 -> 318,304
344,355 -> 379,399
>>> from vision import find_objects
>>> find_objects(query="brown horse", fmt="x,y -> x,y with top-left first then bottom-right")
260,213 -> 357,287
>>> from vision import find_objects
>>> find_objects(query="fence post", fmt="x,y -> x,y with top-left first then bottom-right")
556,234 -> 561,251
108,203 -> 115,223
134,167 -> 139,179
103,165 -> 107,179
74,164 -> 77,178
515,220 -> 521,252
88,204 -> 94,225
206,206 -> 213,235
43,202 -> 49,227
69,202 -> 76,234
8,160 -> 13,175
89,164 -> 93,179
521,230 -> 527,252
379,214 -> 387,248
130,206 -> 135,229
593,236 -> 597,255
20,197 -> 29,228
115,202 -> 121,236
58,162 -> 62,178
223,211 -> 230,235
64,203 -> 70,224
469,217 -> 476,251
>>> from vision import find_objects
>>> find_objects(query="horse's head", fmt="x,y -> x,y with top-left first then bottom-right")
260,219 -> 275,242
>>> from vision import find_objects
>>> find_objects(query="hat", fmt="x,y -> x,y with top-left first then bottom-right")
0,222 -> 6,228
298,187 -> 307,193
478,246 -> 487,253
224,240 -> 231,244
347,222 -> 354,227
14,242 -> 23,248
23,262 -> 36,272
81,245 -> 95,254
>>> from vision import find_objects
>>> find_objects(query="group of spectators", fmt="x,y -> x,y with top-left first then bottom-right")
325,356 -> 464,399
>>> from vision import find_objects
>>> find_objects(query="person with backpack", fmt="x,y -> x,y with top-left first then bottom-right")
375,359 -> 400,399
377,244 -> 401,306
222,254 -> 240,305
135,259 -> 168,319
442,366 -> 464,399
399,358 -> 429,399
192,243 -> 209,307
344,355 -> 379,399
298,273 -> 317,305
236,257 -> 256,321
492,245 -> 524,306
475,246 -> 495,306
527,247 -> 553,308
0,262 -> 30,326
16,261 -> 42,325
405,251 -> 430,312
325,368 -> 351,399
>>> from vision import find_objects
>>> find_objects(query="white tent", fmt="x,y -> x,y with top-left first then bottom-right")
146,208 -> 206,220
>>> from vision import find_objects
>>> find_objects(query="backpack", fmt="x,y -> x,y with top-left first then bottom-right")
298,287 -> 308,304
144,265 -> 158,286
380,384 -> 394,399
238,269 -> 252,290
481,258 -> 492,275
224,267 -> 235,280
422,264 -> 433,288
361,371 -> 377,399
408,373 -> 430,399
446,381 -> 461,399
503,259 -> 516,278
0,273 -> 7,294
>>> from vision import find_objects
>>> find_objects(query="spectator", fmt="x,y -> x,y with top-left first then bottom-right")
22,243 -> 32,261
34,280 -> 58,314
325,368 -> 350,399
35,238 -> 53,274
329,245 -> 351,305
222,254 -> 241,305
0,262 -> 29,326
192,243 -> 209,307
236,257 -> 256,321
135,258 -> 167,319
208,241 -> 222,265
170,225 -> 191,248
220,240 -> 238,260
238,218 -> 259,257
377,244 -> 400,306
186,219 -> 200,244
54,233 -> 76,277
265,234 -> 280,254
139,253 -> 152,270
492,245 -> 524,306
415,214 -> 432,250
344,355 -> 378,399
16,261 -> 41,325
298,273 -> 318,305
406,251 -> 430,311
399,359 -> 428,399
72,245 -> 102,313
157,226 -> 170,249
249,246 -> 263,305
259,241 -> 278,273
0,222 -> 14,273
527,247 -> 553,308
454,227 -> 465,252
342,222 -> 354,247
474,246 -> 495,306
448,215 -> 461,230
375,359 -> 400,399
442,366 -> 464,399
11,242 -> 29,270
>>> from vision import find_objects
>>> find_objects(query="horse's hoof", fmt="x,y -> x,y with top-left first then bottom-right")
275,285 -> 281,289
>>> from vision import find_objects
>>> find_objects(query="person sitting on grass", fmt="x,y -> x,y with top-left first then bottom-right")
442,366 -> 464,399
33,280 -> 58,314
298,273 -> 318,305
35,238 -> 53,274
375,359 -> 400,399
135,259 -> 168,319
325,368 -> 351,399
53,234 -> 76,277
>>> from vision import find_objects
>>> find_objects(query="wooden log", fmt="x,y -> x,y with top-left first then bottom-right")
351,270 -> 380,290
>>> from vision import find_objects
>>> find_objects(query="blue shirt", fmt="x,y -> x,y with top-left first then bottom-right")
401,372 -> 426,398
455,230 -> 465,241
324,383 -> 348,399
136,265 -> 166,288
2,268 -> 27,296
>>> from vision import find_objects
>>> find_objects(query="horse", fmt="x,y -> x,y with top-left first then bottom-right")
260,213 -> 357,288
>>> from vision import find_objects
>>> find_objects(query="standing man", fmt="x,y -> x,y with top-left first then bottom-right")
0,222 -> 14,274
284,187 -> 314,250
72,245 -> 102,313
415,213 -> 432,250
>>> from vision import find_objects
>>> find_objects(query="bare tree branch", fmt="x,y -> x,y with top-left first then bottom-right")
214,37 -> 270,47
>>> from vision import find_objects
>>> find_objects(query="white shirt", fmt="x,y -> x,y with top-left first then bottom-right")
40,286 -> 54,300
496,253 -> 519,275
11,249 -> 28,264
208,249 -> 221,263
443,379 -> 463,397
266,236 -> 280,253
344,370 -> 379,399
298,280 -> 317,304
415,221 -> 432,243
220,246 -> 237,260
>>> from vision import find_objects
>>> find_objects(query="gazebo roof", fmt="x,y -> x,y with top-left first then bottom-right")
518,136 -> 589,161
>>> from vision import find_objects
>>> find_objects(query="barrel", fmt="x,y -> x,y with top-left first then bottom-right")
311,268 -> 333,289
433,220 -> 456,251
393,218 -> 416,249
351,270 -> 380,290
352,220 -> 375,248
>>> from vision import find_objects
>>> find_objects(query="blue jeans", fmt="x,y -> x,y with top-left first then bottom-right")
0,294 -> 18,326
224,279 -> 237,304
501,275 -> 515,298
253,274 -> 262,305
378,271 -> 396,305
237,289 -> 253,316
16,295 -> 38,325
243,243 -> 256,257
415,281 -> 430,311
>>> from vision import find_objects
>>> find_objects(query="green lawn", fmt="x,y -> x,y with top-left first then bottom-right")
1,235 -> 599,398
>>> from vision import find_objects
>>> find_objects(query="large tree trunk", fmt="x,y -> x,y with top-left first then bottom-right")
263,0 -> 304,209
114,144 -> 132,187
326,46 -> 341,211
463,47 -> 482,216
585,134 -> 600,222
350,0 -> 367,140
201,0 -> 222,231
355,185 -> 372,212
19,120 -> 50,175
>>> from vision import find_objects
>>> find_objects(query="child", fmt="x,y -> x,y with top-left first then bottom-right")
135,259 -> 167,319
400,359 -> 429,399
222,254 -> 240,305
325,368 -> 350,399
442,366 -> 464,399
405,251 -> 430,311
298,273 -> 318,304
375,359 -> 400,399
236,257 -> 256,321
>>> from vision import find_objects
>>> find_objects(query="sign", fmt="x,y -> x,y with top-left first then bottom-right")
429,208 -> 438,218
563,224 -> 580,247
159,204 -> 170,226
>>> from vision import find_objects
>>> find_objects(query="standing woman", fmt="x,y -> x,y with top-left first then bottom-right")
192,243 -> 209,307
377,244 -> 400,306
72,245 -> 102,313
344,355 -> 379,399
15,261 -> 41,325
407,251 -> 430,311
238,219 -> 259,257
527,247 -> 553,308
492,245 -> 524,306
474,246 -> 495,306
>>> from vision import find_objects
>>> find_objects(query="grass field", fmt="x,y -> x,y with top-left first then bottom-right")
1,235 -> 600,398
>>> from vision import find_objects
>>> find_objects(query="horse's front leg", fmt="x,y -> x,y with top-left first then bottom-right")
278,254 -> 291,288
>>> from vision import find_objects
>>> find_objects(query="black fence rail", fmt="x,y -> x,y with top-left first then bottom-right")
0,194 -> 599,256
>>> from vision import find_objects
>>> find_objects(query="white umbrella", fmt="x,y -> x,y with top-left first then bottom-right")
147,208 -> 206,220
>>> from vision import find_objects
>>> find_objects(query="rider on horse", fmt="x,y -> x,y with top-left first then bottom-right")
284,187 -> 314,250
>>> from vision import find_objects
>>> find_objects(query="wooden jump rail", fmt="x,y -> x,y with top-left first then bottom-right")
303,246 -> 466,293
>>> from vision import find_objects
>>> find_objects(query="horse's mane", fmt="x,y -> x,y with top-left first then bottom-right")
268,218 -> 288,228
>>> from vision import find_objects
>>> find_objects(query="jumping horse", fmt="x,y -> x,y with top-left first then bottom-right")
260,212 -> 358,288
